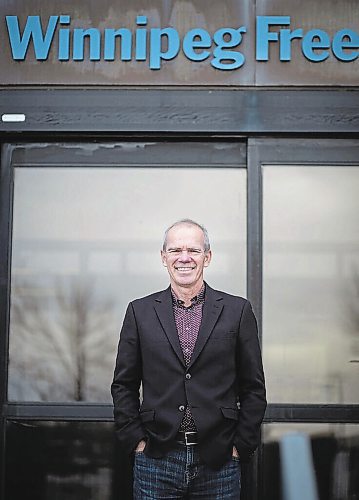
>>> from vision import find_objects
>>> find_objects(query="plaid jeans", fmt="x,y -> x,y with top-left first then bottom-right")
133,444 -> 241,499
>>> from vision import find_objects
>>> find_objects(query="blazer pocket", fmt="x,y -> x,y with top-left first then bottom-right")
221,407 -> 239,421
140,409 -> 155,423
212,330 -> 237,340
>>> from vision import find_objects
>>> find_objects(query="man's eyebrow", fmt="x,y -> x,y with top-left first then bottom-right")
167,247 -> 203,252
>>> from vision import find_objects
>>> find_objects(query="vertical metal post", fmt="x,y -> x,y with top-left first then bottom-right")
0,144 -> 14,500
247,139 -> 263,500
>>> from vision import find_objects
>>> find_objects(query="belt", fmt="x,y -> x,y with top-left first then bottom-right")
175,431 -> 198,446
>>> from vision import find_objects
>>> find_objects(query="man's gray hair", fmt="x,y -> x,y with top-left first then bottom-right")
162,219 -> 210,252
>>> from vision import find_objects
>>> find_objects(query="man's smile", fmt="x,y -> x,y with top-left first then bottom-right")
175,266 -> 195,271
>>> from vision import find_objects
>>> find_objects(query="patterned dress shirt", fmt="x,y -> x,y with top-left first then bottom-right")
172,284 -> 205,432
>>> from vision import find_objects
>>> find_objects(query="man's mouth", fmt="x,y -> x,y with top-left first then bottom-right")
175,267 -> 195,272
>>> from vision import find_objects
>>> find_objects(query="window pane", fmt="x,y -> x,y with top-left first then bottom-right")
5,421 -> 131,500
9,166 -> 246,402
263,166 -> 359,403
262,423 -> 359,500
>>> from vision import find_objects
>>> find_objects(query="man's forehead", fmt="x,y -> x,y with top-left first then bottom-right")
167,223 -> 204,242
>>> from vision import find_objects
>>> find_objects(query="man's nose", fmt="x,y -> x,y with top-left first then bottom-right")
178,251 -> 192,262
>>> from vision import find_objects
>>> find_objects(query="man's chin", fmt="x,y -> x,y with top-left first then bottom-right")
172,276 -> 201,288
173,271 -> 194,281
176,279 -> 194,286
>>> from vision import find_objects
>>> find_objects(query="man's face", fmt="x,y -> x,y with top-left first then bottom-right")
161,224 -> 212,289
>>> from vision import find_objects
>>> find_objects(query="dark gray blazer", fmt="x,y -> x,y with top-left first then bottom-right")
111,283 -> 266,467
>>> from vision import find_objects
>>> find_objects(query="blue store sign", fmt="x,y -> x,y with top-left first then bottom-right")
5,15 -> 359,69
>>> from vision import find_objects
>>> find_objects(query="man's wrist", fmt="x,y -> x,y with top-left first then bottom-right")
135,439 -> 147,452
232,445 -> 239,458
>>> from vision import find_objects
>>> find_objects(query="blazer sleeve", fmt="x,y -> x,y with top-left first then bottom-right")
234,300 -> 267,461
111,302 -> 147,454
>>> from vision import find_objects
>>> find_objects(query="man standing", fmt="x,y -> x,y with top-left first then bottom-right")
111,219 -> 266,499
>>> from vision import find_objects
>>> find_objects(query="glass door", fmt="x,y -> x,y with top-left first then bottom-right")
1,140 -> 248,499
248,139 -> 359,500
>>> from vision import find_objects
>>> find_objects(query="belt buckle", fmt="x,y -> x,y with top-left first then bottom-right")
184,431 -> 197,446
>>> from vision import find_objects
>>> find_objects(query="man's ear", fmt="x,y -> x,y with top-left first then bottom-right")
203,250 -> 212,267
161,250 -> 167,267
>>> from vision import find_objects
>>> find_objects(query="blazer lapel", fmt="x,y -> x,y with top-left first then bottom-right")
154,287 -> 185,367
188,284 -> 223,369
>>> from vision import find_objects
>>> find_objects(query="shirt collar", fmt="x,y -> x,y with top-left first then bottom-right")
171,283 -> 206,308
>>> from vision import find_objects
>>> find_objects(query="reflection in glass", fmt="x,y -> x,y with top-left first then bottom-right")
9,167 -> 246,402
262,424 -> 359,500
263,167 -> 359,403
5,421 -> 132,500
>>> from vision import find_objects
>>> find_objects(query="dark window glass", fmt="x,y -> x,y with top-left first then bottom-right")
5,420 -> 133,500
9,166 -> 246,402
263,166 -> 359,403
262,423 -> 359,500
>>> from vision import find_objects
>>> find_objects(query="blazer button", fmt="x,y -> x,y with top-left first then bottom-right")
185,373 -> 191,380
178,405 -> 185,412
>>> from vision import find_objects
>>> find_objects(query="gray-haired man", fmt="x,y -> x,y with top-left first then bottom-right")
112,219 -> 266,499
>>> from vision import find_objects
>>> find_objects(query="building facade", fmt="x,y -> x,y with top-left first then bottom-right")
0,1 -> 358,499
